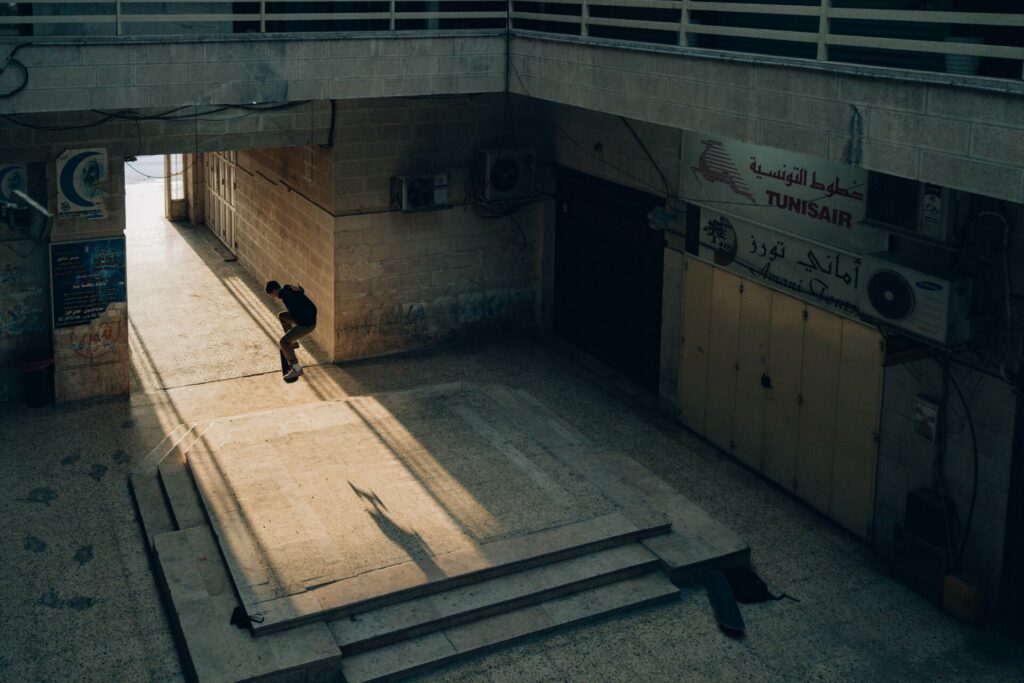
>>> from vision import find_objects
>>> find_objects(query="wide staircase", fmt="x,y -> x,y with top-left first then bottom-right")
130,384 -> 749,682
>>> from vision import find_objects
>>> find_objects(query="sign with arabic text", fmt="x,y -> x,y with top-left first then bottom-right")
682,133 -> 886,254
56,148 -> 107,218
50,237 -> 126,328
698,209 -> 861,314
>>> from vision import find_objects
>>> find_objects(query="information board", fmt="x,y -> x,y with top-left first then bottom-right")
50,237 -> 126,329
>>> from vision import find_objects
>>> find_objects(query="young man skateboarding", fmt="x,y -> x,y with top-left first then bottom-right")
266,280 -> 317,381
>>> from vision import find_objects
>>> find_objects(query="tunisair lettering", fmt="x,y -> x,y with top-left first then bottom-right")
765,190 -> 853,229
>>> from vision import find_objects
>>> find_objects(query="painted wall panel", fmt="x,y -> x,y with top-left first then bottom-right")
680,257 -> 714,434
705,268 -> 742,454
762,292 -> 805,492
732,278 -> 772,472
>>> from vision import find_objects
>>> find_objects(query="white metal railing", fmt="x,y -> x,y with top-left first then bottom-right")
510,0 -> 1024,81
1,1 -> 1021,81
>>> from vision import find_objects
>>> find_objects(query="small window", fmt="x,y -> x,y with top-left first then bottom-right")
169,154 -> 184,201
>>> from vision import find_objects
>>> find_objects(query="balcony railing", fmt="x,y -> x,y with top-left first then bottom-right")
1,1 -> 1022,81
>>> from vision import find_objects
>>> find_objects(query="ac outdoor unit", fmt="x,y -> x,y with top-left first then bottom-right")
480,149 -> 536,202
858,252 -> 973,347
391,174 -> 448,212
866,175 -> 967,244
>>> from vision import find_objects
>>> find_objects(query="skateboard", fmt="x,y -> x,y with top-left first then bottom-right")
705,569 -> 745,636
280,350 -> 298,383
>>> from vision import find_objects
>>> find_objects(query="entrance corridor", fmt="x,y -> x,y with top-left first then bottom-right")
126,178 -> 320,392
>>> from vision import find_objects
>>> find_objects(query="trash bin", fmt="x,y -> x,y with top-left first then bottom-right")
20,354 -> 54,408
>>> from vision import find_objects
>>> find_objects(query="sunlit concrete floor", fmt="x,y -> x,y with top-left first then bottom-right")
2,177 -> 1024,682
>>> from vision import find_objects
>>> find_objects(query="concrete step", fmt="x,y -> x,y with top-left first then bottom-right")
245,511 -> 671,636
340,572 -> 680,683
486,385 -> 750,584
154,526 -> 342,683
132,421 -> 211,548
158,458 -> 208,531
328,543 -> 661,655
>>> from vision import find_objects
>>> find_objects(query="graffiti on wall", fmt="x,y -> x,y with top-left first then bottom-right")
70,318 -> 123,359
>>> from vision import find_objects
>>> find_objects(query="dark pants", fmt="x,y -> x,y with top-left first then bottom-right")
279,311 -> 315,364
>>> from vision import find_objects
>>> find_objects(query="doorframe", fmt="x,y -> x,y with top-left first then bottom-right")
164,154 -> 187,222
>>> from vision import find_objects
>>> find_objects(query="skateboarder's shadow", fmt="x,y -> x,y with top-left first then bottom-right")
349,481 -> 443,578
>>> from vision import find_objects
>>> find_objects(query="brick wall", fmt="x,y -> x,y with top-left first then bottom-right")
329,94 -> 544,359
511,35 -> 1024,204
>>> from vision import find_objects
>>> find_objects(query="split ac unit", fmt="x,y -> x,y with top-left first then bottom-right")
858,252 -> 973,347
391,174 -> 448,212
480,149 -> 536,202
866,175 -> 968,244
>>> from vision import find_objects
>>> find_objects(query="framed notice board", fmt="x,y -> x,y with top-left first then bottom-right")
50,237 -> 126,329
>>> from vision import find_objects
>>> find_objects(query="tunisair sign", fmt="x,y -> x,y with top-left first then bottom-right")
681,133 -> 888,255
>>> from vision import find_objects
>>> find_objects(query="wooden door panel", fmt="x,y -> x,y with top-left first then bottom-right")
763,292 -> 805,491
732,279 -> 772,471
705,269 -> 742,453
680,257 -> 714,434
795,307 -> 843,513
831,319 -> 884,539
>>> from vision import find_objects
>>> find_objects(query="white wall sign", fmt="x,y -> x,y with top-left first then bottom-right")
56,148 -> 107,219
698,209 -> 862,314
682,133 -> 886,254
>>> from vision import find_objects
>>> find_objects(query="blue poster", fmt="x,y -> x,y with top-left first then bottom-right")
50,238 -> 126,329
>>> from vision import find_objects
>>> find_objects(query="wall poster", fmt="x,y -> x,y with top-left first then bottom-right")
56,148 -> 107,219
50,237 -> 126,329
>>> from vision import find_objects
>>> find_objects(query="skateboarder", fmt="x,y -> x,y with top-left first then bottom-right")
266,280 -> 317,381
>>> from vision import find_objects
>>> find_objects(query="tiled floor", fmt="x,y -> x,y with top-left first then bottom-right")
2,179 -> 1023,682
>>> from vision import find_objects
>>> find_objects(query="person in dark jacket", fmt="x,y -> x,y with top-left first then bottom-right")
266,280 -> 317,381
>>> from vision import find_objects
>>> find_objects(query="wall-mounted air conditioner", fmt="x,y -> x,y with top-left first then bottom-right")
480,149 -> 535,202
866,175 -> 968,244
858,252 -> 973,347
391,174 -> 448,212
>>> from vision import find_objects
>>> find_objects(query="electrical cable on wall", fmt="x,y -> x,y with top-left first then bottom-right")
945,359 -> 980,576
0,43 -> 31,99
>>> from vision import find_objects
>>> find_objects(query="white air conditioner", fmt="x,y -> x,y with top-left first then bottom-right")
391,174 -> 448,212
858,252 -> 973,347
480,149 -> 535,202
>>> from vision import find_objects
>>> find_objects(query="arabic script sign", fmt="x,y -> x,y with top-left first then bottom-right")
698,209 -> 861,314
50,237 -> 126,328
682,133 -> 886,254
56,148 -> 107,219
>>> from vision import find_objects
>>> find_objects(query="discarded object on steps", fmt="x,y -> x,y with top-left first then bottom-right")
722,566 -> 798,604
705,569 -> 745,637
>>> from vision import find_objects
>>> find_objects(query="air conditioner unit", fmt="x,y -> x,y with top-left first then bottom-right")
391,174 -> 448,212
480,149 -> 535,202
866,175 -> 967,243
858,252 -> 973,347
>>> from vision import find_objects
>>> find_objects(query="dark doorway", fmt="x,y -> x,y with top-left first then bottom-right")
554,168 -> 665,392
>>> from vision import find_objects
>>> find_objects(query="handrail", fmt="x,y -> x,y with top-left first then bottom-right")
1,1 -> 1021,82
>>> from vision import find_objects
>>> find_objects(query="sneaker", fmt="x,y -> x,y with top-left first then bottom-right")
290,342 -> 299,349
283,366 -> 304,381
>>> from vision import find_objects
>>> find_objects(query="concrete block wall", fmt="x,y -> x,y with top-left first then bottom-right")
545,101 -> 681,199
48,159 -> 130,402
876,361 -> 1017,616
219,148 -> 337,359
0,102 -> 332,163
0,35 -> 505,115
334,206 -> 540,359
0,230 -> 50,403
244,144 -> 335,215
328,94 -> 545,359
511,35 -> 1024,204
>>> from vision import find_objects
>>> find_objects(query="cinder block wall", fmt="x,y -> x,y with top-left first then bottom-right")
49,160 -> 130,402
876,362 -> 1017,615
330,94 -> 545,359
511,35 -> 1024,205
219,147 -> 337,359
